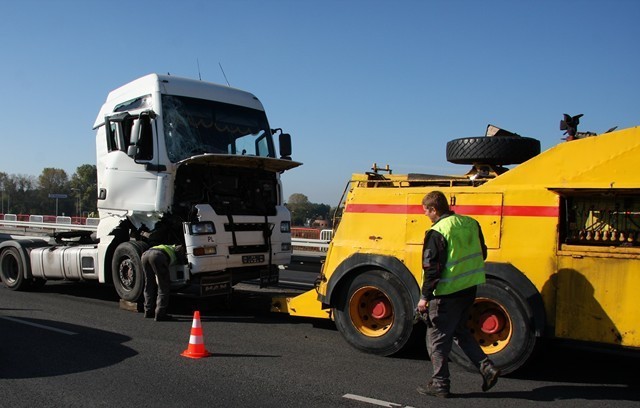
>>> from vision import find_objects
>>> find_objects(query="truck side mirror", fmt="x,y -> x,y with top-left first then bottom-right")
127,119 -> 141,158
279,133 -> 292,160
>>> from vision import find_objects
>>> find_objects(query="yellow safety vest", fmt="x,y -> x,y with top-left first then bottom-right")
152,244 -> 178,265
430,214 -> 486,296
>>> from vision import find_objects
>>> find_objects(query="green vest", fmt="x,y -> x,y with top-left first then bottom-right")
153,244 -> 178,265
430,214 -> 486,296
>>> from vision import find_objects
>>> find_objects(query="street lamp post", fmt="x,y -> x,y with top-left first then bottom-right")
48,193 -> 67,216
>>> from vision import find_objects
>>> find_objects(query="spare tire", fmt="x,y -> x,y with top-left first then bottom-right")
446,136 -> 540,165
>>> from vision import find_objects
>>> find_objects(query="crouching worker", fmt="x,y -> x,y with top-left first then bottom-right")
142,244 -> 184,322
416,191 -> 500,398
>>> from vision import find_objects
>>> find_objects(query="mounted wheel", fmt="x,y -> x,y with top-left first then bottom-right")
0,247 -> 29,291
446,136 -> 540,165
111,241 -> 149,302
333,270 -> 415,356
450,279 -> 537,374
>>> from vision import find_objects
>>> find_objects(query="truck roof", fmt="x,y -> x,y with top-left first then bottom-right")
94,73 -> 264,128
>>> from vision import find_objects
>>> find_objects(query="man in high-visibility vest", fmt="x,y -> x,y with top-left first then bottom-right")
142,244 -> 183,322
416,191 -> 500,398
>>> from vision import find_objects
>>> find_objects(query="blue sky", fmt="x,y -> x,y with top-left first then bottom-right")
1,0 -> 638,206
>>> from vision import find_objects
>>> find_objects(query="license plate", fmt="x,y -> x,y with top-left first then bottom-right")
242,254 -> 265,264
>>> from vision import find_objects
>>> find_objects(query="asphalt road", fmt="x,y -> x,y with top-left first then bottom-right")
1,272 -> 639,408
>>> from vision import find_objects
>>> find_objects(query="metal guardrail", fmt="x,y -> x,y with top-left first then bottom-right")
0,218 -> 332,255
291,237 -> 330,252
0,219 -> 98,232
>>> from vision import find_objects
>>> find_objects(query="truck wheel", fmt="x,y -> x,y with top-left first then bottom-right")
449,279 -> 537,374
0,247 -> 29,291
333,270 -> 415,356
112,241 -> 149,302
446,136 -> 540,165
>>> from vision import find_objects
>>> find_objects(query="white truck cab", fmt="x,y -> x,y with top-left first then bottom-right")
0,73 -> 300,302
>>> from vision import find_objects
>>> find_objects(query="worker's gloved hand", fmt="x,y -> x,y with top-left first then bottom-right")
413,308 -> 430,326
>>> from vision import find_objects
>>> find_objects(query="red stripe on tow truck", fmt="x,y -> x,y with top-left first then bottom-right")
344,204 -> 559,217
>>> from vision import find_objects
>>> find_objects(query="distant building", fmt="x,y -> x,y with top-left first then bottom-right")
312,219 -> 328,229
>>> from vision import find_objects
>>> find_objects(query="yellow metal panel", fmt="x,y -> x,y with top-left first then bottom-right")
556,249 -> 640,347
450,192 -> 503,249
271,289 -> 331,319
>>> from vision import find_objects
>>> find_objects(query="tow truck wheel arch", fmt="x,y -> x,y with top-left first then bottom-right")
324,253 -> 421,309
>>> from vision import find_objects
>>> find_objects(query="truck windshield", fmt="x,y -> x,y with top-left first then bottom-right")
162,94 -> 274,162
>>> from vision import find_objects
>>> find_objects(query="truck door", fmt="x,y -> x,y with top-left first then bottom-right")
98,113 -> 167,213
450,192 -> 503,249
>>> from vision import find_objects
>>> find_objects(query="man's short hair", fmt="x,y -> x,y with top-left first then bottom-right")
422,191 -> 450,214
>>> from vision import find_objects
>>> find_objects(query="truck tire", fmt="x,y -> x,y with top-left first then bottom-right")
112,241 -> 149,302
449,279 -> 537,375
0,247 -> 29,291
446,136 -> 540,165
333,270 -> 415,356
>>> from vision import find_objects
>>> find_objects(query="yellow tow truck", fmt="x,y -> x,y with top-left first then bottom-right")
274,116 -> 640,374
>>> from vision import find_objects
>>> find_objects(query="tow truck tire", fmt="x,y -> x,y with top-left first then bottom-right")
0,247 -> 29,291
446,136 -> 540,165
333,270 -> 415,356
449,279 -> 537,375
112,241 -> 149,302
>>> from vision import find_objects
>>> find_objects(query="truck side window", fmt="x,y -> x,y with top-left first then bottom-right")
107,123 -> 119,152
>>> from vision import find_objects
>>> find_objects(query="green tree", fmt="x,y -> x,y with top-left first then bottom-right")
0,172 -> 9,214
287,193 -> 311,226
287,194 -> 332,228
38,168 -> 70,215
70,164 -> 97,216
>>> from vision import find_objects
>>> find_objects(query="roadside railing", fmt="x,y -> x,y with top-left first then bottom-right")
0,217 -> 333,256
0,216 -> 99,233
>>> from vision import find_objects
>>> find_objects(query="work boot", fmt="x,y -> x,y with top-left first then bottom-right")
416,381 -> 450,398
154,311 -> 175,322
480,360 -> 500,391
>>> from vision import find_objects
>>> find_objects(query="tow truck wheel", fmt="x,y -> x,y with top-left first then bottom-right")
334,270 -> 414,356
0,247 -> 29,291
112,241 -> 149,302
449,279 -> 537,375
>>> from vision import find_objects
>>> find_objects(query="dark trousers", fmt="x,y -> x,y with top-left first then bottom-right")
142,249 -> 171,316
427,286 -> 487,387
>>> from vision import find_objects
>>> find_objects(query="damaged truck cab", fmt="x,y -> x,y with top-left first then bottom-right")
0,74 -> 300,302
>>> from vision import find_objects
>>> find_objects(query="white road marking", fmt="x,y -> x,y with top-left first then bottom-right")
343,393 -> 414,408
0,316 -> 77,335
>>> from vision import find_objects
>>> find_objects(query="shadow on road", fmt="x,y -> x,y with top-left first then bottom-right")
34,280 -> 121,302
0,315 -> 137,379
457,384 -> 639,402
511,343 -> 640,388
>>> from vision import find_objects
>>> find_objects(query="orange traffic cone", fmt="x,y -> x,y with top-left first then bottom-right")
181,311 -> 212,359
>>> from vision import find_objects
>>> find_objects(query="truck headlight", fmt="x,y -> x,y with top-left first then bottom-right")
189,221 -> 215,235
193,246 -> 217,256
280,221 -> 291,233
